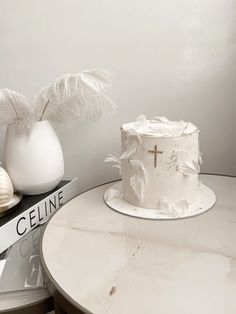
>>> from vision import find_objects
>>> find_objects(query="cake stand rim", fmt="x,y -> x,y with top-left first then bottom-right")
104,182 -> 216,220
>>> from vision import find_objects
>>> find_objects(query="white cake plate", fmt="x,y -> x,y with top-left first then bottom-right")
104,182 -> 216,220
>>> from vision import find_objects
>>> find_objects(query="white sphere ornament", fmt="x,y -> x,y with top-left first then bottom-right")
0,167 -> 14,206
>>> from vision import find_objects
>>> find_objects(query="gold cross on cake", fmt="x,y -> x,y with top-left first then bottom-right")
148,145 -> 163,168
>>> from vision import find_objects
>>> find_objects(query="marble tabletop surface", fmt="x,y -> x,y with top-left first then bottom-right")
41,174 -> 236,314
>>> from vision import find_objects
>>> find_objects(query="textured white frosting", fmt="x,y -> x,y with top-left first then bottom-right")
122,115 -> 198,137
120,115 -> 200,212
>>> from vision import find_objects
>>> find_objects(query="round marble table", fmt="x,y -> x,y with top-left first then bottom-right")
40,174 -> 236,314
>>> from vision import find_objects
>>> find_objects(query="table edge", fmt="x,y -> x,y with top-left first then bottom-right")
0,290 -> 53,314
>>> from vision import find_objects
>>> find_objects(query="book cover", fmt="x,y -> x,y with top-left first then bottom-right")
0,225 -> 45,295
0,178 -> 78,254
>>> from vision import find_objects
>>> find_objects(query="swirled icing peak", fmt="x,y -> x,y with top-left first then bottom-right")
122,115 -> 198,137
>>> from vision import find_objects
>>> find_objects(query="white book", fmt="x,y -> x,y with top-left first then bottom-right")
0,224 -> 46,294
0,178 -> 78,255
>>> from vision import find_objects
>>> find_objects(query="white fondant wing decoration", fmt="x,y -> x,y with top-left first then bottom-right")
130,159 -> 148,201
198,141 -> 203,164
135,115 -> 149,128
136,115 -> 146,122
152,116 -> 188,136
120,129 -> 142,159
153,116 -> 171,124
173,150 -> 200,175
173,200 -> 189,216
177,159 -> 200,175
105,188 -> 122,201
198,151 -> 203,164
158,198 -> 170,212
158,197 -> 189,217
104,153 -> 121,175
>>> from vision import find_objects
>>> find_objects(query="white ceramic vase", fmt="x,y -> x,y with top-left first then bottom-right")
4,121 -> 64,195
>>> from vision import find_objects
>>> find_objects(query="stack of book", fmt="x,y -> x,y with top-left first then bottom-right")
0,178 -> 78,297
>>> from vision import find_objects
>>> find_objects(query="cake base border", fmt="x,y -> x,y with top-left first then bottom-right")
104,182 -> 216,220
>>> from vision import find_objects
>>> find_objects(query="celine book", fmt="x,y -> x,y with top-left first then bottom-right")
0,225 -> 45,295
0,178 -> 78,254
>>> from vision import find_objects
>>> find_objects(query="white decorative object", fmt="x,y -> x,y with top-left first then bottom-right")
120,128 -> 142,159
0,167 -> 14,205
105,115 -> 216,219
129,159 -> 149,201
104,153 -> 121,174
0,69 -> 115,134
172,150 -> 200,175
121,116 -> 199,209
105,188 -> 122,202
0,69 -> 115,195
0,89 -> 34,133
33,69 -> 115,127
4,121 -> 64,195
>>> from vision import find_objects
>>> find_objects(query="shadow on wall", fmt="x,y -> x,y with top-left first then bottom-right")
0,0 -> 235,190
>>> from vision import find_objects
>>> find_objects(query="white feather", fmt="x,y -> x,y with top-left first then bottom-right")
33,69 -> 116,125
174,200 -> 189,216
120,129 -> 142,159
105,188 -> 122,202
151,116 -> 189,136
104,153 -> 121,174
178,159 -> 200,174
158,197 -> 170,212
198,152 -> 203,164
153,116 -> 171,124
79,68 -> 113,92
198,142 -> 203,165
130,159 -> 148,200
173,150 -> 200,175
135,114 -> 148,126
0,89 -> 34,133
158,197 -> 189,217
104,153 -> 120,164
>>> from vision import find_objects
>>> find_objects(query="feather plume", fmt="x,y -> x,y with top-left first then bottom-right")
130,159 -> 148,200
33,69 -> 116,125
0,89 -> 34,133
79,68 -> 112,92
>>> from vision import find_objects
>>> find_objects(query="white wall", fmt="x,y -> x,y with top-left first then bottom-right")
0,0 -> 236,192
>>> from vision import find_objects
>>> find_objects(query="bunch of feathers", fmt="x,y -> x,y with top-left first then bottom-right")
0,69 -> 115,133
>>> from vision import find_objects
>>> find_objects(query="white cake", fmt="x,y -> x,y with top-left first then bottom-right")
120,115 -> 201,212
105,115 -> 202,215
